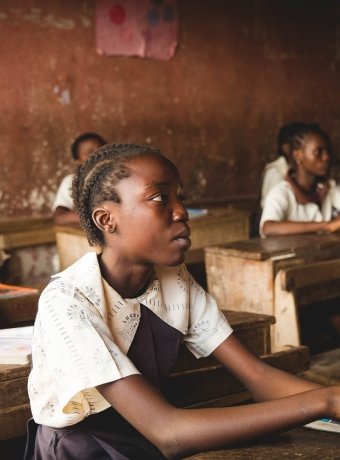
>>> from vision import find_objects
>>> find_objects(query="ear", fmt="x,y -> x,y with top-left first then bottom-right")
292,149 -> 303,166
281,142 -> 290,155
92,205 -> 117,234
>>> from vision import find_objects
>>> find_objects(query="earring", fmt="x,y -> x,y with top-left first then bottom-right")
108,225 -> 115,233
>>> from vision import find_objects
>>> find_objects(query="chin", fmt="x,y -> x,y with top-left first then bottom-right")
162,253 -> 187,267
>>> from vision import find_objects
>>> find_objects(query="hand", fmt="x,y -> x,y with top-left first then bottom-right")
327,217 -> 340,233
325,385 -> 340,421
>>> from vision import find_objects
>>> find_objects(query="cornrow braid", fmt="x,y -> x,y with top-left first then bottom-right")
72,144 -> 162,247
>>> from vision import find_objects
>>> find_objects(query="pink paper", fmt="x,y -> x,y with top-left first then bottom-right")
96,0 -> 178,60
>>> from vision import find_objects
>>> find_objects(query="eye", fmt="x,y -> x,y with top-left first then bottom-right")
178,194 -> 187,203
152,193 -> 168,202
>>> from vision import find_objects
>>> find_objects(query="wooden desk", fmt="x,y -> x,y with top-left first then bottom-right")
0,217 -> 55,250
185,427 -> 339,459
55,208 -> 250,270
0,363 -> 31,441
205,234 -> 340,352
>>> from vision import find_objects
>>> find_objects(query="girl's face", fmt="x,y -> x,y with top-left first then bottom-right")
77,139 -> 103,164
294,133 -> 330,177
105,154 -> 191,267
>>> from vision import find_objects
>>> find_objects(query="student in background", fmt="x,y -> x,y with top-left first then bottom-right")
260,123 -> 340,237
260,122 -> 306,208
26,144 -> 340,460
52,132 -> 107,226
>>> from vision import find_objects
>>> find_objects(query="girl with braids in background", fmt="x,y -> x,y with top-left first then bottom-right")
26,144 -> 340,459
260,122 -> 340,237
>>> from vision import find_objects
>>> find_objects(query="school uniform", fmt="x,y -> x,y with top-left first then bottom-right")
259,176 -> 340,238
260,156 -> 289,208
52,174 -> 74,211
25,252 -> 233,459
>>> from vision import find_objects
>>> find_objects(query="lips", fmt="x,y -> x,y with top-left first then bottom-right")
174,227 -> 191,250
175,228 -> 191,239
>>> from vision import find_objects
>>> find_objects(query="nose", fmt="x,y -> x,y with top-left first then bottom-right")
172,201 -> 189,222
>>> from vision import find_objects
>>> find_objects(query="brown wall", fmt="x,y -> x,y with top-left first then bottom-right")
1,0 -> 340,217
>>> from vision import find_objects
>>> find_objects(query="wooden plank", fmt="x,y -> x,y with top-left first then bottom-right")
173,310 -> 275,373
272,269 -> 301,351
0,227 -> 55,250
0,284 -> 39,327
205,251 -> 278,316
282,258 -> 340,291
210,233 -> 340,261
166,346 -> 309,407
0,376 -> 29,409
0,217 -> 53,234
0,404 -> 31,441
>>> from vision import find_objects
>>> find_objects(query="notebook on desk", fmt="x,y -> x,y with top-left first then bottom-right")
305,418 -> 340,434
0,325 -> 33,365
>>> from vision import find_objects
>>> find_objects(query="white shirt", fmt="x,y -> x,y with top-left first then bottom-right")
28,252 -> 232,428
260,156 -> 289,208
260,179 -> 340,237
52,174 -> 74,211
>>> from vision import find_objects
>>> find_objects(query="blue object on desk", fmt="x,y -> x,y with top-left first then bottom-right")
187,208 -> 208,219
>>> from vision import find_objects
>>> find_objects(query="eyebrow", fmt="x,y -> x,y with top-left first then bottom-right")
143,181 -> 184,194
143,181 -> 171,189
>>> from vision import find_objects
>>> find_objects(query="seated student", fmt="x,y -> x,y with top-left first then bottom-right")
52,132 -> 107,226
260,122 -> 306,208
260,123 -> 340,237
25,144 -> 340,460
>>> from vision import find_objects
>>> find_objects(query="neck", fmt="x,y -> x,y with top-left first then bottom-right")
294,169 -> 317,192
99,250 -> 154,299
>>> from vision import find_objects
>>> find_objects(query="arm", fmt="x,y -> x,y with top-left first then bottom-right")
262,217 -> 340,237
53,206 -> 80,226
97,335 -> 340,459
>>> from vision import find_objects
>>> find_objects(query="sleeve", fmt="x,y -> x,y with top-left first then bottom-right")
330,184 -> 340,214
37,280 -> 140,413
183,271 -> 233,358
259,183 -> 290,237
52,175 -> 74,211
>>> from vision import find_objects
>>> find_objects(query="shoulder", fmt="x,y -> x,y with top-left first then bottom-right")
45,252 -> 100,294
58,174 -> 74,187
265,179 -> 292,200
264,156 -> 288,173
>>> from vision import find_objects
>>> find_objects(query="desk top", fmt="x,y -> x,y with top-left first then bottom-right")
185,427 -> 339,459
207,233 -> 340,261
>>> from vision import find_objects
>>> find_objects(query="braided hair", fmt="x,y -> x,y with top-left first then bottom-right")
72,144 -> 162,247
277,122 -> 306,157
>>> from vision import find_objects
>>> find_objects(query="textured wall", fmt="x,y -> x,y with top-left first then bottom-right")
1,0 -> 340,217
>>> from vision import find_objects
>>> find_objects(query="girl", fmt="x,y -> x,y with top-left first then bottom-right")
260,123 -> 340,237
26,144 -> 340,459
53,132 -> 107,226
260,121 -> 305,208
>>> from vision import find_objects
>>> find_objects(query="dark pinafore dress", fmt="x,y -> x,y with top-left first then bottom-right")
24,304 -> 183,460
